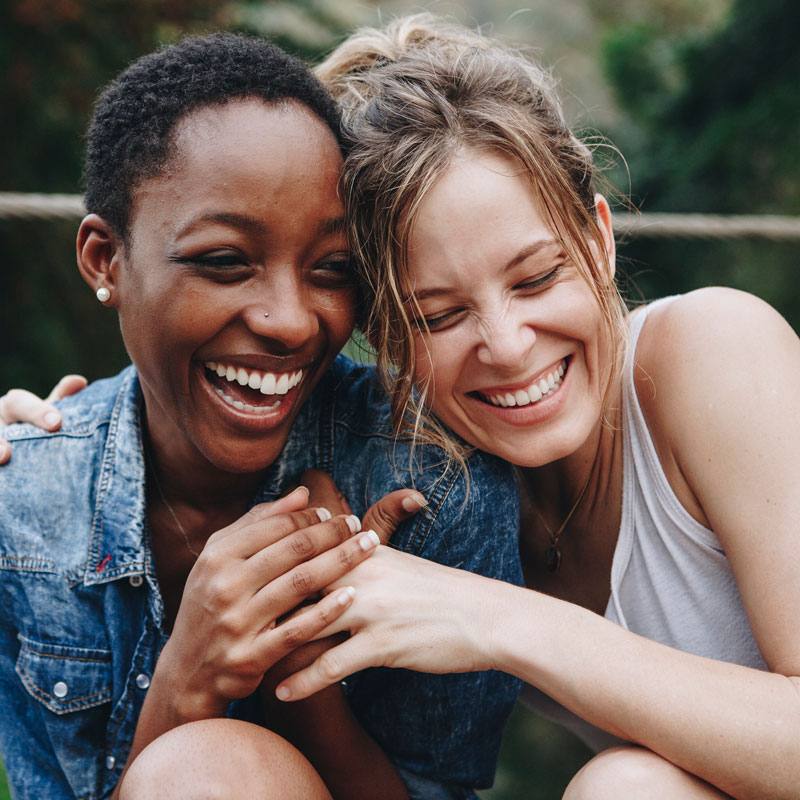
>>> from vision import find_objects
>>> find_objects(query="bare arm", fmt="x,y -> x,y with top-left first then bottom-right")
279,290 -> 800,800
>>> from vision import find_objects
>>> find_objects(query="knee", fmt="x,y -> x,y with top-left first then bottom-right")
120,719 -> 331,800
563,746 -> 681,800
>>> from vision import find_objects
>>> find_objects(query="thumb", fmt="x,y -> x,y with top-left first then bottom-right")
362,490 -> 427,544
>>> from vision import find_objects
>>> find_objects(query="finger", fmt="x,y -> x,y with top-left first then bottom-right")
244,513 -> 362,578
275,633 -> 372,701
257,586 -> 356,673
251,530 -> 380,621
0,439 -> 9,465
301,469 -> 352,516
362,489 -> 427,544
45,374 -> 88,403
0,389 -> 61,430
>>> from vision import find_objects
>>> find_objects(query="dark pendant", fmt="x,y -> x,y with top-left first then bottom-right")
545,545 -> 561,572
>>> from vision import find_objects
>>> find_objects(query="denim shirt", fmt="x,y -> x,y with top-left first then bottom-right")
0,356 -> 522,800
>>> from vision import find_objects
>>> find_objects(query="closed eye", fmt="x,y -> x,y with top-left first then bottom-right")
416,307 -> 467,332
171,252 -> 249,278
515,265 -> 561,291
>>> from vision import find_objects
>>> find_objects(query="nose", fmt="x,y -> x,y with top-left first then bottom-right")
244,276 -> 320,351
475,309 -> 536,369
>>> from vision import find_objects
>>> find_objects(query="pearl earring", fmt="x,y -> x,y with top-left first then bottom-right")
96,287 -> 111,303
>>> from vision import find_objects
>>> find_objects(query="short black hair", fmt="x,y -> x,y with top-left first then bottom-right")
83,32 -> 342,240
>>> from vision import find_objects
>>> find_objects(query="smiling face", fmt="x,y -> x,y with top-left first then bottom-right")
109,99 -> 355,474
405,150 -> 615,468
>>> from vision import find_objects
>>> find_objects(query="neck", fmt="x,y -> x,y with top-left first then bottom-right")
517,401 -> 622,526
142,400 -> 264,521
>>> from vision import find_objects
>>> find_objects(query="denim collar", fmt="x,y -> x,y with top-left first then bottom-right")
80,367 -> 322,589
84,368 -> 148,588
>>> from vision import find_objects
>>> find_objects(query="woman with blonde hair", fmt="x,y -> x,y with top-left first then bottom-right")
280,15 -> 800,798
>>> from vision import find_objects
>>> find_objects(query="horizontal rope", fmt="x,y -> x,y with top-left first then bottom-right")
1,192 -> 800,240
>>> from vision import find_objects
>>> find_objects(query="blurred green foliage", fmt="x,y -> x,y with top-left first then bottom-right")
600,0 -> 800,324
1,0 -> 799,798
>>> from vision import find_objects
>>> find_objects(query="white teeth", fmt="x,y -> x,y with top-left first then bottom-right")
204,362 -> 305,398
211,385 -> 282,413
260,373 -> 277,394
481,359 -> 567,409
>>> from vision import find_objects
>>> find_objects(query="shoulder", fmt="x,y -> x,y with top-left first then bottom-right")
2,367 -> 135,444
631,289 -> 800,521
0,368 -> 137,564
317,354 -> 394,435
635,288 -> 795,380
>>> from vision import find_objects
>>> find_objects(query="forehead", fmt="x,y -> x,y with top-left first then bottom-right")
128,99 -> 345,239
407,151 -> 555,282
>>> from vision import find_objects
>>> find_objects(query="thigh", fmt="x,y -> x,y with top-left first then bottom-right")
120,719 -> 333,800
563,746 -> 732,800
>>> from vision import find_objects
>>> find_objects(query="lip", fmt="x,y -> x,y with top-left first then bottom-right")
466,357 -> 572,428
193,359 -> 312,435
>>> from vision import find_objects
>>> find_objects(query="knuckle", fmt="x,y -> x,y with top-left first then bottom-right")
279,621 -> 305,649
291,568 -> 315,595
318,650 -> 343,682
336,545 -> 356,570
289,531 -> 315,558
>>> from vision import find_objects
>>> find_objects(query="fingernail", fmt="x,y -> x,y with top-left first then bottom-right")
359,530 -> 380,551
293,486 -> 310,498
346,514 -> 361,534
338,586 -> 356,604
316,507 -> 332,522
43,411 -> 61,428
276,685 -> 291,701
401,492 -> 427,511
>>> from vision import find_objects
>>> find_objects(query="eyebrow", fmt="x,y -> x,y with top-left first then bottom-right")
175,213 -> 347,238
411,239 -> 561,302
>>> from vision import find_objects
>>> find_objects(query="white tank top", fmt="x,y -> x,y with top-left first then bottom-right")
520,297 -> 767,751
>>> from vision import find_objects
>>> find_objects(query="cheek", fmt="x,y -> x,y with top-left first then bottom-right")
317,289 -> 357,349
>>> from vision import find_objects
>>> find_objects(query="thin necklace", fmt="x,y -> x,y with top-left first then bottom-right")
146,453 -> 202,559
533,470 -> 592,573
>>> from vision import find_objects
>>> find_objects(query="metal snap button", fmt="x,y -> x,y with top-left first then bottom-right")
105,755 -> 116,770
135,673 -> 151,690
53,681 -> 68,698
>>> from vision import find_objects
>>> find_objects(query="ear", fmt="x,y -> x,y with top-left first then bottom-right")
593,194 -> 616,282
76,214 -> 125,307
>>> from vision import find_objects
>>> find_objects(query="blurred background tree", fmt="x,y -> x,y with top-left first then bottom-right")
1,0 -> 798,798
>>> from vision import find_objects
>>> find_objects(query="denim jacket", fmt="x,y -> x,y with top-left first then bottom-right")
0,357 -> 522,800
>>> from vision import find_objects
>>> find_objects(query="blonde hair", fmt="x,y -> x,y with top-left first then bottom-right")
316,14 -> 627,464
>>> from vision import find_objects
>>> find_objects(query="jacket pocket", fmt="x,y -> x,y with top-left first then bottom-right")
16,634 -> 112,714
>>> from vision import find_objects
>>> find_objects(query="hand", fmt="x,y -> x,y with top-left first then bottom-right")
153,487 -> 381,719
301,468 -> 427,544
275,546 -> 504,701
0,374 -> 87,463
